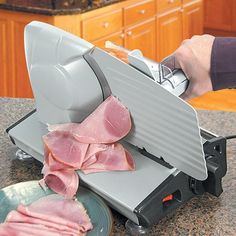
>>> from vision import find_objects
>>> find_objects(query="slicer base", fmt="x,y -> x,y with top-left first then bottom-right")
7,111 -> 227,229
125,219 -> 150,235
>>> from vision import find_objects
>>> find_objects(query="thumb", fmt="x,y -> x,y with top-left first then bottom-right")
179,86 -> 194,101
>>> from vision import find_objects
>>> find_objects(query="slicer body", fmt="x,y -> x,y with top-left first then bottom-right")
7,21 -> 227,231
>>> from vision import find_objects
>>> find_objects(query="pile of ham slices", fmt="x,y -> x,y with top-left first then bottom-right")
0,96 -> 135,235
0,194 -> 93,236
40,95 -> 135,198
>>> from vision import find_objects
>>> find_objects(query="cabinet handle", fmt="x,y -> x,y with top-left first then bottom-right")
103,22 -> 109,28
127,31 -> 132,36
120,33 -> 125,38
139,9 -> 146,14
168,0 -> 174,3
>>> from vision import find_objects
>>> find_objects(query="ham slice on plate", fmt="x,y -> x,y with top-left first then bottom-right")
5,211 -> 80,235
40,165 -> 79,199
0,194 -> 92,236
17,194 -> 92,232
48,96 -> 132,144
0,222 -> 80,236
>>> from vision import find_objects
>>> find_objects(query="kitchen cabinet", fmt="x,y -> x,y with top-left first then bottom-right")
182,0 -> 203,40
82,9 -> 122,42
156,0 -> 181,13
0,10 -> 81,98
0,11 -> 51,97
0,18 -> 9,97
92,31 -> 124,48
125,18 -> 156,60
123,0 -> 156,59
204,0 -> 236,36
0,0 -> 204,98
156,0 -> 203,61
83,0 -> 156,58
204,0 -> 233,32
156,8 -> 182,61
124,0 -> 155,26
156,0 -> 182,60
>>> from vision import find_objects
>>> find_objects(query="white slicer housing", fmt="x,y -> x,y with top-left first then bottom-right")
24,21 -> 104,124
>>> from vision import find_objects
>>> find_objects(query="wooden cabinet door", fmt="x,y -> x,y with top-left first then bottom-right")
156,9 -> 182,61
204,0 -> 232,31
82,9 -> 122,42
0,18 -> 9,97
124,0 -> 155,26
92,31 -> 124,48
182,0 -> 203,40
231,0 -> 236,31
124,18 -> 156,60
0,10 -> 52,98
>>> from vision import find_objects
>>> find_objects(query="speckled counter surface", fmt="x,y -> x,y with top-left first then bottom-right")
0,97 -> 236,235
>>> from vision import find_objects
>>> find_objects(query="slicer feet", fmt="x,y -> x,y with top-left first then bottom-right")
15,149 -> 33,161
125,219 -> 150,235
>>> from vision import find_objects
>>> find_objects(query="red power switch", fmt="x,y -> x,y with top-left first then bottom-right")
162,194 -> 173,202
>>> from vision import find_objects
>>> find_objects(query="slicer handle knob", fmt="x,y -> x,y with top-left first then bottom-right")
103,22 -> 110,28
139,9 -> 146,14
127,31 -> 132,36
168,0 -> 174,3
120,33 -> 125,38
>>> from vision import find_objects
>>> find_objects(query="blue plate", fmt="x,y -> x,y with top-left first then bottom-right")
0,181 -> 113,235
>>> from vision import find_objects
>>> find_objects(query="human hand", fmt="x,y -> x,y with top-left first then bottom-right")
174,35 -> 215,101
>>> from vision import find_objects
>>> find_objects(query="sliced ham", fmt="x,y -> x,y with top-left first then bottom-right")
0,222 -> 80,236
40,165 -> 79,199
83,143 -> 108,164
5,211 -> 80,235
48,96 -> 132,144
81,143 -> 135,174
41,95 -> 135,199
43,130 -> 89,170
0,194 -> 92,236
15,195 -> 92,232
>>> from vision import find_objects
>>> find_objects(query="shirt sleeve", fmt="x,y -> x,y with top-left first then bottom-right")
210,37 -> 236,90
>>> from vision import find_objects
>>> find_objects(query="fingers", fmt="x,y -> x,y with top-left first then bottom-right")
173,45 -> 194,74
180,82 -> 198,101
180,90 -> 194,101
172,34 -> 215,101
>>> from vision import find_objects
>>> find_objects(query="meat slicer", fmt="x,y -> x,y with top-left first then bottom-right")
7,21 -> 227,234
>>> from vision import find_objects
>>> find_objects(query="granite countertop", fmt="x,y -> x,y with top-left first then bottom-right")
0,97 -> 236,235
0,0 -> 122,15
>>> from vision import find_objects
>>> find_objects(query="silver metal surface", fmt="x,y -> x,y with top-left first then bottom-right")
106,41 -> 188,96
90,48 -> 207,181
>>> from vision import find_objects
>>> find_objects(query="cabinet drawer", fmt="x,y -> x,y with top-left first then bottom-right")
182,0 -> 200,5
92,31 -> 124,48
156,0 -> 181,13
124,0 -> 155,26
82,10 -> 122,41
